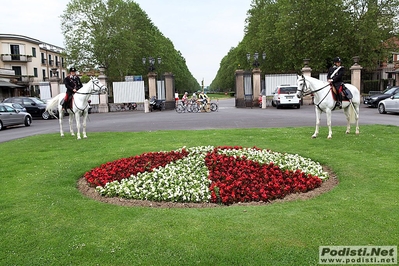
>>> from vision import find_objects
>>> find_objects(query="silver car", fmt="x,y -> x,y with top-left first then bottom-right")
378,93 -> 399,114
0,103 -> 32,130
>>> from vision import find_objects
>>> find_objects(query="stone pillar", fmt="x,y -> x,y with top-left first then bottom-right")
148,72 -> 157,99
97,72 -> 109,113
350,56 -> 362,92
301,59 -> 312,77
235,69 -> 244,107
252,68 -> 261,105
164,72 -> 175,109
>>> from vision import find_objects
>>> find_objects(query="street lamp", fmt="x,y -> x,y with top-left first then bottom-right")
247,52 -> 266,68
142,56 -> 161,72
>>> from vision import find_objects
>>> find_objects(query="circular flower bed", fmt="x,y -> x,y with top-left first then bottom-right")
84,146 -> 329,205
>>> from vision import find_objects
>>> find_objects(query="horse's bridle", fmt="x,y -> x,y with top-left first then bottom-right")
73,79 -> 108,112
297,75 -> 332,110
75,79 -> 108,95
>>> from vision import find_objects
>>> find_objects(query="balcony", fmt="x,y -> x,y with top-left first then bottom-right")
16,75 -> 34,85
1,54 -> 33,62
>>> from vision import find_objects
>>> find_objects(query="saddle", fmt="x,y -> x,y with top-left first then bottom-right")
331,84 -> 353,101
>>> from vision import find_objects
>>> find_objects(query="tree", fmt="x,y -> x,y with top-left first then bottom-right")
61,0 -> 200,93
211,0 -> 399,90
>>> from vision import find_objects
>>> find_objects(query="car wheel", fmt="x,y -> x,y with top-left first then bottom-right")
0,121 -> 3,131
42,111 -> 50,120
24,116 -> 32,126
297,104 -> 301,109
272,101 -> 276,107
378,103 -> 386,114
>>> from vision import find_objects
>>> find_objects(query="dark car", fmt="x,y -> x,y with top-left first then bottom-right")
0,103 -> 32,130
2,97 -> 50,119
363,87 -> 399,107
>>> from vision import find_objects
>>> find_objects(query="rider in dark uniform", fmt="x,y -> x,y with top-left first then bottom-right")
327,57 -> 345,108
62,67 -> 83,110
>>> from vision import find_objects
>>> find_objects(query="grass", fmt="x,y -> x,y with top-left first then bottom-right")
0,125 -> 398,265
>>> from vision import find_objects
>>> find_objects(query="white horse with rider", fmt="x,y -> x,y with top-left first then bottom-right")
45,77 -> 107,139
296,75 -> 360,139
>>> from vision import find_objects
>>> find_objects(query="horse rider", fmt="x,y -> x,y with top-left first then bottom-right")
62,67 -> 83,110
327,57 -> 345,108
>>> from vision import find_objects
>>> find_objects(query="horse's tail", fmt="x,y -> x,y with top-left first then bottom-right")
45,94 -> 64,118
349,101 -> 356,123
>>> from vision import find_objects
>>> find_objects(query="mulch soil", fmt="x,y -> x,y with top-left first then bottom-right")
77,167 -> 338,208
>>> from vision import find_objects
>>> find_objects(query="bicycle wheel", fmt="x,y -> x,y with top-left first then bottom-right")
210,103 -> 218,112
191,104 -> 199,113
175,104 -> 184,113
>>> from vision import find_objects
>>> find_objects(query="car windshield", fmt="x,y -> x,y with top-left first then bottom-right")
383,87 -> 398,94
279,87 -> 297,94
31,98 -> 46,104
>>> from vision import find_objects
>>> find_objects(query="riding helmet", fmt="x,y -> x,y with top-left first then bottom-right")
333,57 -> 341,63
69,67 -> 77,72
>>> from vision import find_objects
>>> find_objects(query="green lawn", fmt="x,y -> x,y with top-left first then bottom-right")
0,125 -> 398,265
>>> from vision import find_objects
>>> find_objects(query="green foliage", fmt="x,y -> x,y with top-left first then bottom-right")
211,0 -> 399,90
61,0 -> 200,93
0,125 -> 398,265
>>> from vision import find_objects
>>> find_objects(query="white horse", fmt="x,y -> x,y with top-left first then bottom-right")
296,75 -> 360,139
45,77 -> 107,139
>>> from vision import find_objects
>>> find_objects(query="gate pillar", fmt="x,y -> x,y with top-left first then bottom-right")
235,69 -> 245,107
350,56 -> 362,92
164,72 -> 175,109
252,68 -> 261,106
148,72 -> 157,99
98,69 -> 109,113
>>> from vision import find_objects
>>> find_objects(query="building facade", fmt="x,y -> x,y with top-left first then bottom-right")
0,34 -> 66,101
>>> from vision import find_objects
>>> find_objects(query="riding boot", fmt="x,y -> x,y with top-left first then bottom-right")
336,93 -> 342,109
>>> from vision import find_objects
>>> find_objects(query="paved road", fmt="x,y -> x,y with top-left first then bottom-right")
1,98 -> 398,143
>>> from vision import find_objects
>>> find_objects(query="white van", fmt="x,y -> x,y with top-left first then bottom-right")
272,85 -> 301,109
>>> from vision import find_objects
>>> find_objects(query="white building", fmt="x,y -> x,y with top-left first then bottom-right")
0,34 -> 66,101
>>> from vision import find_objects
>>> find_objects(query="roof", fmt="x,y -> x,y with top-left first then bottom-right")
0,80 -> 23,88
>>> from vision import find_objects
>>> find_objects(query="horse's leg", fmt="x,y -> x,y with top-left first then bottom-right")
82,110 -> 88,138
355,104 -> 360,135
344,106 -> 351,134
312,107 -> 321,138
69,112 -> 75,136
326,109 -> 333,139
75,113 -> 81,140
59,106 -> 64,137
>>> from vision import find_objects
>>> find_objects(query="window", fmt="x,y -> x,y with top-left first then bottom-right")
41,53 -> 46,64
42,69 -> 46,80
32,47 -> 36,57
55,56 -> 59,66
10,45 -> 20,60
48,54 -> 53,65
34,68 -> 38,77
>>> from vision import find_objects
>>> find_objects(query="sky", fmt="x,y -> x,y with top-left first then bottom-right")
1,0 -> 252,86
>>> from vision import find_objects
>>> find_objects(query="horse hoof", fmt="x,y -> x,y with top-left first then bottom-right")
83,136 -> 88,139
327,136 -> 332,139
346,131 -> 350,134
61,134 -> 64,137
311,135 -> 317,138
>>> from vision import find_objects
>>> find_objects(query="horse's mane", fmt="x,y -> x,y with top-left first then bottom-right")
304,76 -> 329,86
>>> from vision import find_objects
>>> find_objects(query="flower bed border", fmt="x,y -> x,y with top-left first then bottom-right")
77,167 -> 338,208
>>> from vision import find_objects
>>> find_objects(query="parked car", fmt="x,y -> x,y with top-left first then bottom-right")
272,85 -> 301,109
0,103 -> 32,130
2,97 -> 50,119
363,86 -> 399,107
2,102 -> 27,112
378,93 -> 399,114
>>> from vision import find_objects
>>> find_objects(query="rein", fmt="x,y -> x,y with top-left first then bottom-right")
73,80 -> 106,112
299,77 -> 332,111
